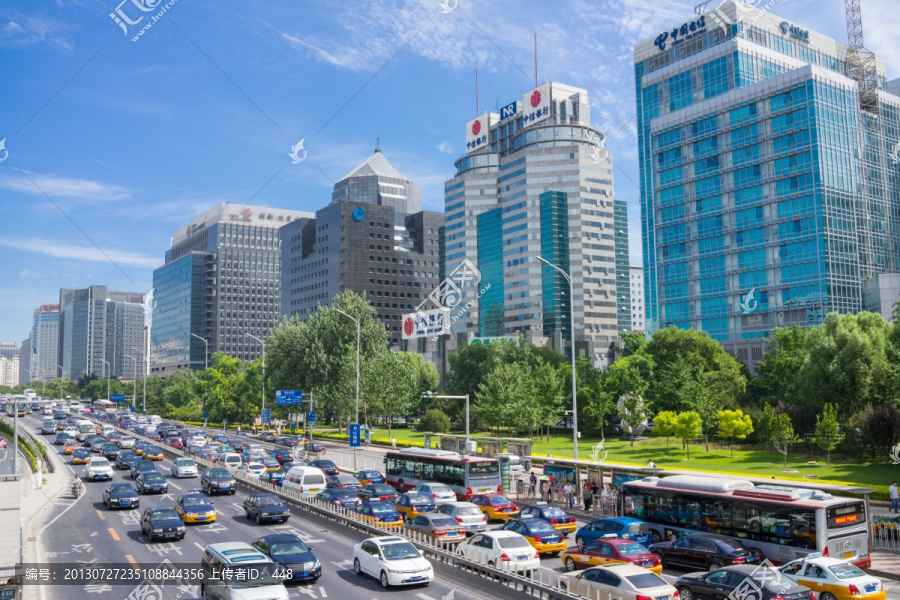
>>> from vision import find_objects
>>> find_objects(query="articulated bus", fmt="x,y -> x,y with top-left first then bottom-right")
621,475 -> 871,568
384,448 -> 502,501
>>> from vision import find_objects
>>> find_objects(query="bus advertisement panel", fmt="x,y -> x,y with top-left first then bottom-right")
621,475 -> 870,568
384,448 -> 501,501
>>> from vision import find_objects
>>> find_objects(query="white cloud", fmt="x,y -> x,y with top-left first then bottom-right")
0,172 -> 130,201
437,141 -> 454,154
0,239 -> 158,269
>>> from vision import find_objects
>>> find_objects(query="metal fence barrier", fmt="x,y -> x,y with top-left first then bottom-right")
872,521 -> 900,551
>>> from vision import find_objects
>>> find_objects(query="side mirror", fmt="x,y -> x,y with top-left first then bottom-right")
210,500 -> 215,505
307,545 -> 314,550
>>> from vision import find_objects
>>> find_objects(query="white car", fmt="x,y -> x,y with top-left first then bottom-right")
63,426 -> 79,438
247,444 -> 265,454
243,462 -> 267,478
779,555 -> 885,598
455,531 -> 539,574
116,437 -> 135,449
432,501 -> 487,533
190,435 -> 207,447
559,564 -> 678,600
85,457 -> 114,481
352,536 -> 433,588
171,458 -> 199,478
413,482 -> 457,504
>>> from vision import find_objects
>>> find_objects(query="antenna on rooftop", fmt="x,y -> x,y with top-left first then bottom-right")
475,68 -> 479,116
534,33 -> 538,87
375,137 -> 381,153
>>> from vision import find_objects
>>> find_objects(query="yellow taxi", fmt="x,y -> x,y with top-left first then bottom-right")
355,502 -> 403,529
72,448 -> 92,465
174,493 -> 216,524
471,493 -> 519,522
63,440 -> 81,455
560,536 -> 662,574
498,518 -> 568,555
143,446 -> 164,461
780,555 -> 886,600
393,493 -> 436,520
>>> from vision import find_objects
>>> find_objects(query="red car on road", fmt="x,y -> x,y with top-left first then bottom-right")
167,437 -> 184,449
0,437 -> 7,448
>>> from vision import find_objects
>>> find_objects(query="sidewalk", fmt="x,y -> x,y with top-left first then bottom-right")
869,550 -> 900,581
19,420 -> 69,568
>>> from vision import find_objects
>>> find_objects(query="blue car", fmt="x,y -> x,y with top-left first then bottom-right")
252,534 -> 321,582
574,517 -> 650,549
265,469 -> 288,486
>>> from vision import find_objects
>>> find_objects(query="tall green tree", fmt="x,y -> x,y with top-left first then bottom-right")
653,410 -> 678,457
476,362 -> 534,435
673,411 -> 702,460
717,409 -> 753,458
769,412 -> 797,469
361,351 -> 418,435
750,326 -> 808,406
813,403 -> 843,466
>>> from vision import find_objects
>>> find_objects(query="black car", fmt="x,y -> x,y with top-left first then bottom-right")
135,471 -> 169,494
308,460 -> 338,476
140,507 -> 185,542
102,482 -> 140,510
267,448 -> 293,464
675,564 -> 813,600
130,458 -> 156,479
83,434 -> 103,448
306,442 -> 325,453
243,493 -> 291,524
101,443 -> 121,460
325,474 -> 362,489
315,488 -> 362,508
258,432 -> 277,443
89,437 -> 108,452
54,432 -> 71,445
116,450 -> 139,470
53,411 -> 66,420
649,533 -> 761,571
252,534 -> 321,582
356,484 -> 400,503
201,467 -> 236,495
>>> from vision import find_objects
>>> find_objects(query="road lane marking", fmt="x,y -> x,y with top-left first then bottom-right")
319,587 -> 327,597
108,528 -> 120,541
96,509 -> 105,520
125,555 -> 140,570
415,594 -> 436,600
194,542 -> 205,552
167,480 -> 182,489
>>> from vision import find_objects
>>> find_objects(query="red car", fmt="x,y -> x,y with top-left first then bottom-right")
560,536 -> 662,574
0,437 -> 7,449
167,437 -> 184,449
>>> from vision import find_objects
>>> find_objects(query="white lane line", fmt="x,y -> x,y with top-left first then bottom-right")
167,480 -> 182,490
194,542 -> 205,552
319,587 -> 327,597
415,594 -> 436,600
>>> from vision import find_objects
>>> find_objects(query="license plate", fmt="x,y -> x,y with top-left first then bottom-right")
643,561 -> 652,567
300,572 -> 308,578
446,532 -> 458,536
197,516 -> 207,520
656,597 -> 668,600
409,576 -> 422,582
121,501 -> 130,505
164,533 -> 175,538
309,489 -> 319,493
866,585 -> 876,593
468,524 -> 479,529
844,551 -> 853,559
220,485 -> 229,489
516,555 -> 529,560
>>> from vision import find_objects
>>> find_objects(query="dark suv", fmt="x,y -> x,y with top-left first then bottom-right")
201,467 -> 236,495
649,533 -> 761,571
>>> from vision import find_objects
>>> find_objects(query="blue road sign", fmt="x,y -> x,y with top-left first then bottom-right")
130,406 -> 135,413
261,409 -> 272,425
203,410 -> 208,419
110,394 -> 125,403
307,411 -> 316,425
275,390 -> 303,405
349,424 -> 361,448
364,427 -> 371,445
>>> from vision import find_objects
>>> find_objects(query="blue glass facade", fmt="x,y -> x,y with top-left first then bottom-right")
477,207 -> 505,337
636,1 -> 900,367
151,252 -> 210,372
539,191 -> 572,346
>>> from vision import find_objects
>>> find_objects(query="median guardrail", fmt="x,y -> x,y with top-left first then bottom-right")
82,413 -> 589,600
872,520 -> 900,551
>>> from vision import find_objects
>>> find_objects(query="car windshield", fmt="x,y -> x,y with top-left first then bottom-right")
182,496 -> 209,508
458,507 -> 481,516
176,459 -> 193,466
270,541 -> 309,556
334,490 -> 357,499
317,461 -> 336,468
469,461 -> 499,475
120,452 -> 137,459
150,510 -> 180,522
209,470 -> 230,478
373,485 -> 394,494
381,542 -> 420,561
371,505 -> 397,514
489,496 -> 511,505
110,484 -> 132,492
256,496 -> 282,507
408,495 -> 431,505
718,538 -> 745,550
136,461 -> 153,467
528,521 -> 556,532
830,563 -> 865,579
617,542 -> 648,555
497,536 -> 530,549
626,573 -> 667,589
142,473 -> 163,481
430,485 -> 453,494
92,459 -> 110,467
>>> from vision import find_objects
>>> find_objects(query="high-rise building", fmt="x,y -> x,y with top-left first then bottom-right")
58,286 -> 145,380
636,1 -> 900,369
0,342 -> 17,360
442,82 -> 627,366
18,338 -> 30,384
630,266 -> 646,332
31,304 -> 59,381
0,356 -> 18,387
151,203 -> 313,374
281,148 -> 443,349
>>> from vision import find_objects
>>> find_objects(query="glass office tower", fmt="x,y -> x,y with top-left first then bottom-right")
636,0 -> 900,369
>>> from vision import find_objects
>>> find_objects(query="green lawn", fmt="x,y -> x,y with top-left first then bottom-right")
348,427 -> 899,500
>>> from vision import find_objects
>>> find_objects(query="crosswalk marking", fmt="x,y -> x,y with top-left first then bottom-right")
415,594 -> 436,600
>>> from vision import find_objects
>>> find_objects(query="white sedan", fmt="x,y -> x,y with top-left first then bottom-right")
352,537 -> 433,588
412,482 -> 457,504
455,530 -> 539,574
171,458 -> 199,478
779,555 -> 885,599
85,457 -> 115,481
243,462 -> 267,478
559,564 -> 678,600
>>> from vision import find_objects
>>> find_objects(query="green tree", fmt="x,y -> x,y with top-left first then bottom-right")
717,409 -> 754,458
770,412 -> 797,469
751,326 -> 808,407
687,372 -> 726,452
812,403 -> 843,466
530,361 -> 564,441
620,331 -> 647,357
417,408 -> 450,433
653,410 -> 678,457
476,362 -> 534,435
362,351 -> 417,436
673,411 -> 702,460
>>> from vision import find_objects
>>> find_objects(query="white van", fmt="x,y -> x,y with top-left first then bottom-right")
148,415 -> 161,425
282,466 -> 327,496
492,453 -> 523,478
221,453 -> 242,471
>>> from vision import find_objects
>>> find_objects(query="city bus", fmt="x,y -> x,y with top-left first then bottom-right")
5,396 -> 28,417
383,448 -> 502,501
621,475 -> 871,568
92,399 -> 117,416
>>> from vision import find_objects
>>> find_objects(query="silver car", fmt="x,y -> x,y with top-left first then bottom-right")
413,483 -> 457,504
171,458 -> 198,478
431,501 -> 487,533
116,436 -> 135,449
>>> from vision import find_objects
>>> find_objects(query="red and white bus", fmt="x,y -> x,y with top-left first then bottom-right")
622,475 -> 871,568
384,448 -> 502,501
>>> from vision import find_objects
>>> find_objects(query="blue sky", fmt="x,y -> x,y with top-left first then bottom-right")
0,0 -> 897,345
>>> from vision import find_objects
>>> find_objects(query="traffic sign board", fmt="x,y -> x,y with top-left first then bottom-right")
307,411 -> 316,425
349,424 -> 361,448
203,410 -> 208,419
110,394 -> 125,403
275,390 -> 303,405
261,409 -> 272,424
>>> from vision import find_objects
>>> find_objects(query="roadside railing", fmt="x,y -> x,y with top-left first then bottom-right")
872,520 -> 900,551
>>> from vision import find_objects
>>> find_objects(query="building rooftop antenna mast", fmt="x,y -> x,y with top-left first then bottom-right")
845,0 -> 878,114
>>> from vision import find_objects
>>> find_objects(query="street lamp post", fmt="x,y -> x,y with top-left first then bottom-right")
124,354 -> 137,413
101,359 -> 111,402
335,309 -> 361,469
538,256 -> 578,461
246,334 -> 266,429
421,392 -> 470,453
191,334 -> 209,424
57,364 -> 64,399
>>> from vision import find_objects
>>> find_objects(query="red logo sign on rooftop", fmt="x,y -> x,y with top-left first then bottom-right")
240,208 -> 253,219
530,90 -> 542,108
471,119 -> 481,135
403,317 -> 414,337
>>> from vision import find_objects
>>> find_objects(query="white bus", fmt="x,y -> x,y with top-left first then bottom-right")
384,448 -> 502,501
621,475 -> 871,568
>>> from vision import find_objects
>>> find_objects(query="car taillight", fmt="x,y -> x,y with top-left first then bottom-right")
636,596 -> 652,600
434,531 -> 446,536
456,517 -> 464,523
334,500 -> 342,505
433,493 -> 439,498
822,546 -> 828,557
673,592 -> 679,598
549,519 -> 559,524
499,553 -> 511,561
466,487 -> 473,497
497,485 -> 502,492
848,585 -> 860,595
534,537 -> 542,543
482,515 -> 486,521
373,516 -> 381,522
732,557 -> 746,564
533,550 -> 539,559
